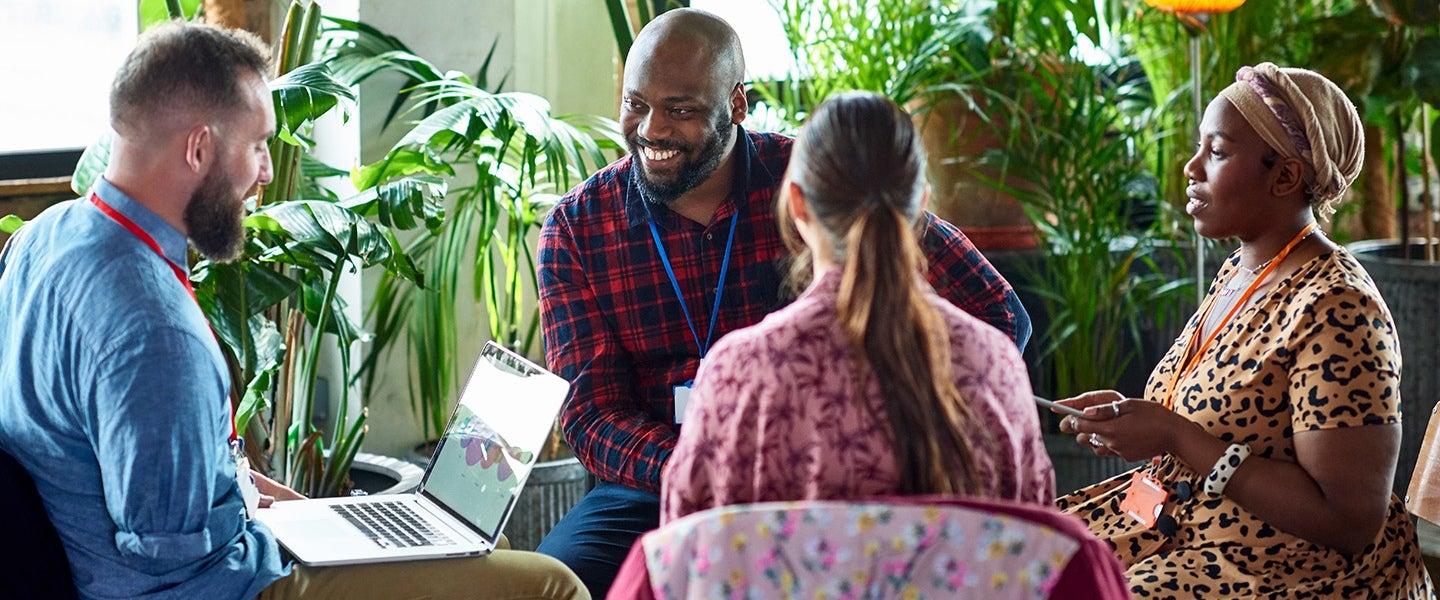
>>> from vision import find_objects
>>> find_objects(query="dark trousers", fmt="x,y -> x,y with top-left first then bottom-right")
535,481 -> 660,599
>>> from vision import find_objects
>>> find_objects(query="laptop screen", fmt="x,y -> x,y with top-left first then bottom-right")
419,342 -> 569,540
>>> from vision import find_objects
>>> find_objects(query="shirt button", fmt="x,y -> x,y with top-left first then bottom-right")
706,233 -> 713,240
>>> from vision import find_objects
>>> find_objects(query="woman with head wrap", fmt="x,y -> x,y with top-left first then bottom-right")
1053,63 -> 1434,597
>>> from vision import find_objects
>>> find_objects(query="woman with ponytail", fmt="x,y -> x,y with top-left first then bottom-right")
659,91 -> 1054,523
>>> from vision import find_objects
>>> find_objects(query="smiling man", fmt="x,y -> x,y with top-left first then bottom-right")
536,8 -> 1031,597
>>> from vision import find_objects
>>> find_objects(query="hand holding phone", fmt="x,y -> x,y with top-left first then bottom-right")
1034,395 -> 1086,418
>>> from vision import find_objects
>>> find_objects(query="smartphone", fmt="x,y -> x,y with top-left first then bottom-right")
1034,395 -> 1086,418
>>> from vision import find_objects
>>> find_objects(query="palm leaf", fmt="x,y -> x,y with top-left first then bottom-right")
339,174 -> 447,232
271,62 -> 356,139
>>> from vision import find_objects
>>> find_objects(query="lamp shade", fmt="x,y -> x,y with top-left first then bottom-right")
1143,0 -> 1247,12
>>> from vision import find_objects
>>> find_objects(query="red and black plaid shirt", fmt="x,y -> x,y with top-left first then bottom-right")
539,128 -> 1030,493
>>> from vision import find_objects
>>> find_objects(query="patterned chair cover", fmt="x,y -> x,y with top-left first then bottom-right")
609,496 -> 1130,600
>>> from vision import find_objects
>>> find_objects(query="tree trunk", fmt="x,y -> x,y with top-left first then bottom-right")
204,0 -> 243,27
1360,121 -> 1395,240
205,0 -> 271,43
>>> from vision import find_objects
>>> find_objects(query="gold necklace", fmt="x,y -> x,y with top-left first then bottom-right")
1238,230 -> 1316,276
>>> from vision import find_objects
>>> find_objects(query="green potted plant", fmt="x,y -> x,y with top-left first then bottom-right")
318,17 -> 623,549
968,50 -> 1188,494
319,17 -> 622,452
753,0 -> 1003,229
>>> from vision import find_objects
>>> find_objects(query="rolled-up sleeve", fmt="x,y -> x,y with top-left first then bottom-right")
92,324 -> 235,570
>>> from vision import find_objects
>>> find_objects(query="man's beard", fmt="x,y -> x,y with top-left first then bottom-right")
630,113 -> 733,205
183,166 -> 247,262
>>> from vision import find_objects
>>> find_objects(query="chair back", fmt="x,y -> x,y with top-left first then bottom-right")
615,496 -> 1130,600
0,446 -> 79,599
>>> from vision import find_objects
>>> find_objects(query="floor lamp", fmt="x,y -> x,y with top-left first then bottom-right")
1143,0 -> 1247,304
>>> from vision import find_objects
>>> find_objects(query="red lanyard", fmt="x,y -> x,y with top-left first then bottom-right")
89,192 -> 239,444
1163,221 -> 1318,412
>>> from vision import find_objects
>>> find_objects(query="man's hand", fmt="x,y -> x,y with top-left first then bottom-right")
252,472 -> 306,508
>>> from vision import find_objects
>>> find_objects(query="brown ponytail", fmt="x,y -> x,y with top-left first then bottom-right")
778,91 -> 982,495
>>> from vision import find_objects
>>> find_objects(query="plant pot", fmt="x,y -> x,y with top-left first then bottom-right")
1347,238 -> 1440,497
504,457 -> 593,551
912,95 -> 1037,250
401,444 -> 591,550
405,439 -> 440,468
348,452 -> 425,496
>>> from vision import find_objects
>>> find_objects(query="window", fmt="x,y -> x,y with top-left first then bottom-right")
689,0 -> 792,82
0,1 -> 136,178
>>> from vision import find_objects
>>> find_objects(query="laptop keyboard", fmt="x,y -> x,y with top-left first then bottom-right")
331,501 -> 459,549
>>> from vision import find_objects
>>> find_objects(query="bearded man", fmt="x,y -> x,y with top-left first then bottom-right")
0,21 -> 587,600
535,8 -> 1031,597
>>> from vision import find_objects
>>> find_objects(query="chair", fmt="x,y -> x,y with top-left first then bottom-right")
610,495 -> 1130,600
0,446 -> 79,599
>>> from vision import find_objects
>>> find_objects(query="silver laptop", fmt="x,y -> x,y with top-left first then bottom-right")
255,341 -> 568,566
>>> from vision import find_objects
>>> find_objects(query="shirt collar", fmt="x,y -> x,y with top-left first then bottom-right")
92,176 -> 192,273
623,125 -> 778,230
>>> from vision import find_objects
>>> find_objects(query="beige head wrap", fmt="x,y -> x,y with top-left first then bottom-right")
1217,63 -> 1364,220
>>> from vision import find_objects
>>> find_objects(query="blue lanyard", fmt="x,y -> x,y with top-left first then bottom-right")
648,211 -> 740,358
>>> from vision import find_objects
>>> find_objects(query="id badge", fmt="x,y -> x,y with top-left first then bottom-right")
673,384 -> 692,424
1119,471 -> 1167,529
235,455 -> 261,520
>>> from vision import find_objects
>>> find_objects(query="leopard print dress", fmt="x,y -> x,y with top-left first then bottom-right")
1057,248 -> 1434,599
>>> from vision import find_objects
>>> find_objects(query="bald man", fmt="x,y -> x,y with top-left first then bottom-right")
537,9 -> 1030,595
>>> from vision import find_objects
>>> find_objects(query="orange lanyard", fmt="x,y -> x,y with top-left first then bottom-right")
1163,222 -> 1317,412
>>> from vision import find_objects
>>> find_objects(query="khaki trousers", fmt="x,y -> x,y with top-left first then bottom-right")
256,536 -> 590,600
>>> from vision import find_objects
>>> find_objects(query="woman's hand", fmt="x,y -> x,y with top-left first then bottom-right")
252,471 -> 306,508
1056,390 -> 1198,462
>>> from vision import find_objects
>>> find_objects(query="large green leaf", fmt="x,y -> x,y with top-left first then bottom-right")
319,16 -> 510,130
1371,0 -> 1440,26
233,318 -> 283,434
339,174 -> 447,232
1305,8 -> 1389,99
71,131 -> 113,196
351,147 -> 456,190
393,92 -> 521,149
1433,113 -> 1440,174
296,275 -> 367,341
246,201 -> 417,282
193,257 -> 300,365
195,258 -> 301,320
604,0 -> 635,61
271,63 -> 356,138
1404,34 -> 1440,107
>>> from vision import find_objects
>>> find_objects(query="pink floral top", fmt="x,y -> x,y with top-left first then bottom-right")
661,268 -> 1054,524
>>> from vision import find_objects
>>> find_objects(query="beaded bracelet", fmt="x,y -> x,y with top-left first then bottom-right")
1203,443 -> 1252,496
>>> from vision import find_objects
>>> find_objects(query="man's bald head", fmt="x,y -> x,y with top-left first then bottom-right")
628,8 -> 745,92
620,9 -> 749,207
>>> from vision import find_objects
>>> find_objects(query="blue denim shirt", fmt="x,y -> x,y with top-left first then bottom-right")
0,177 -> 287,599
